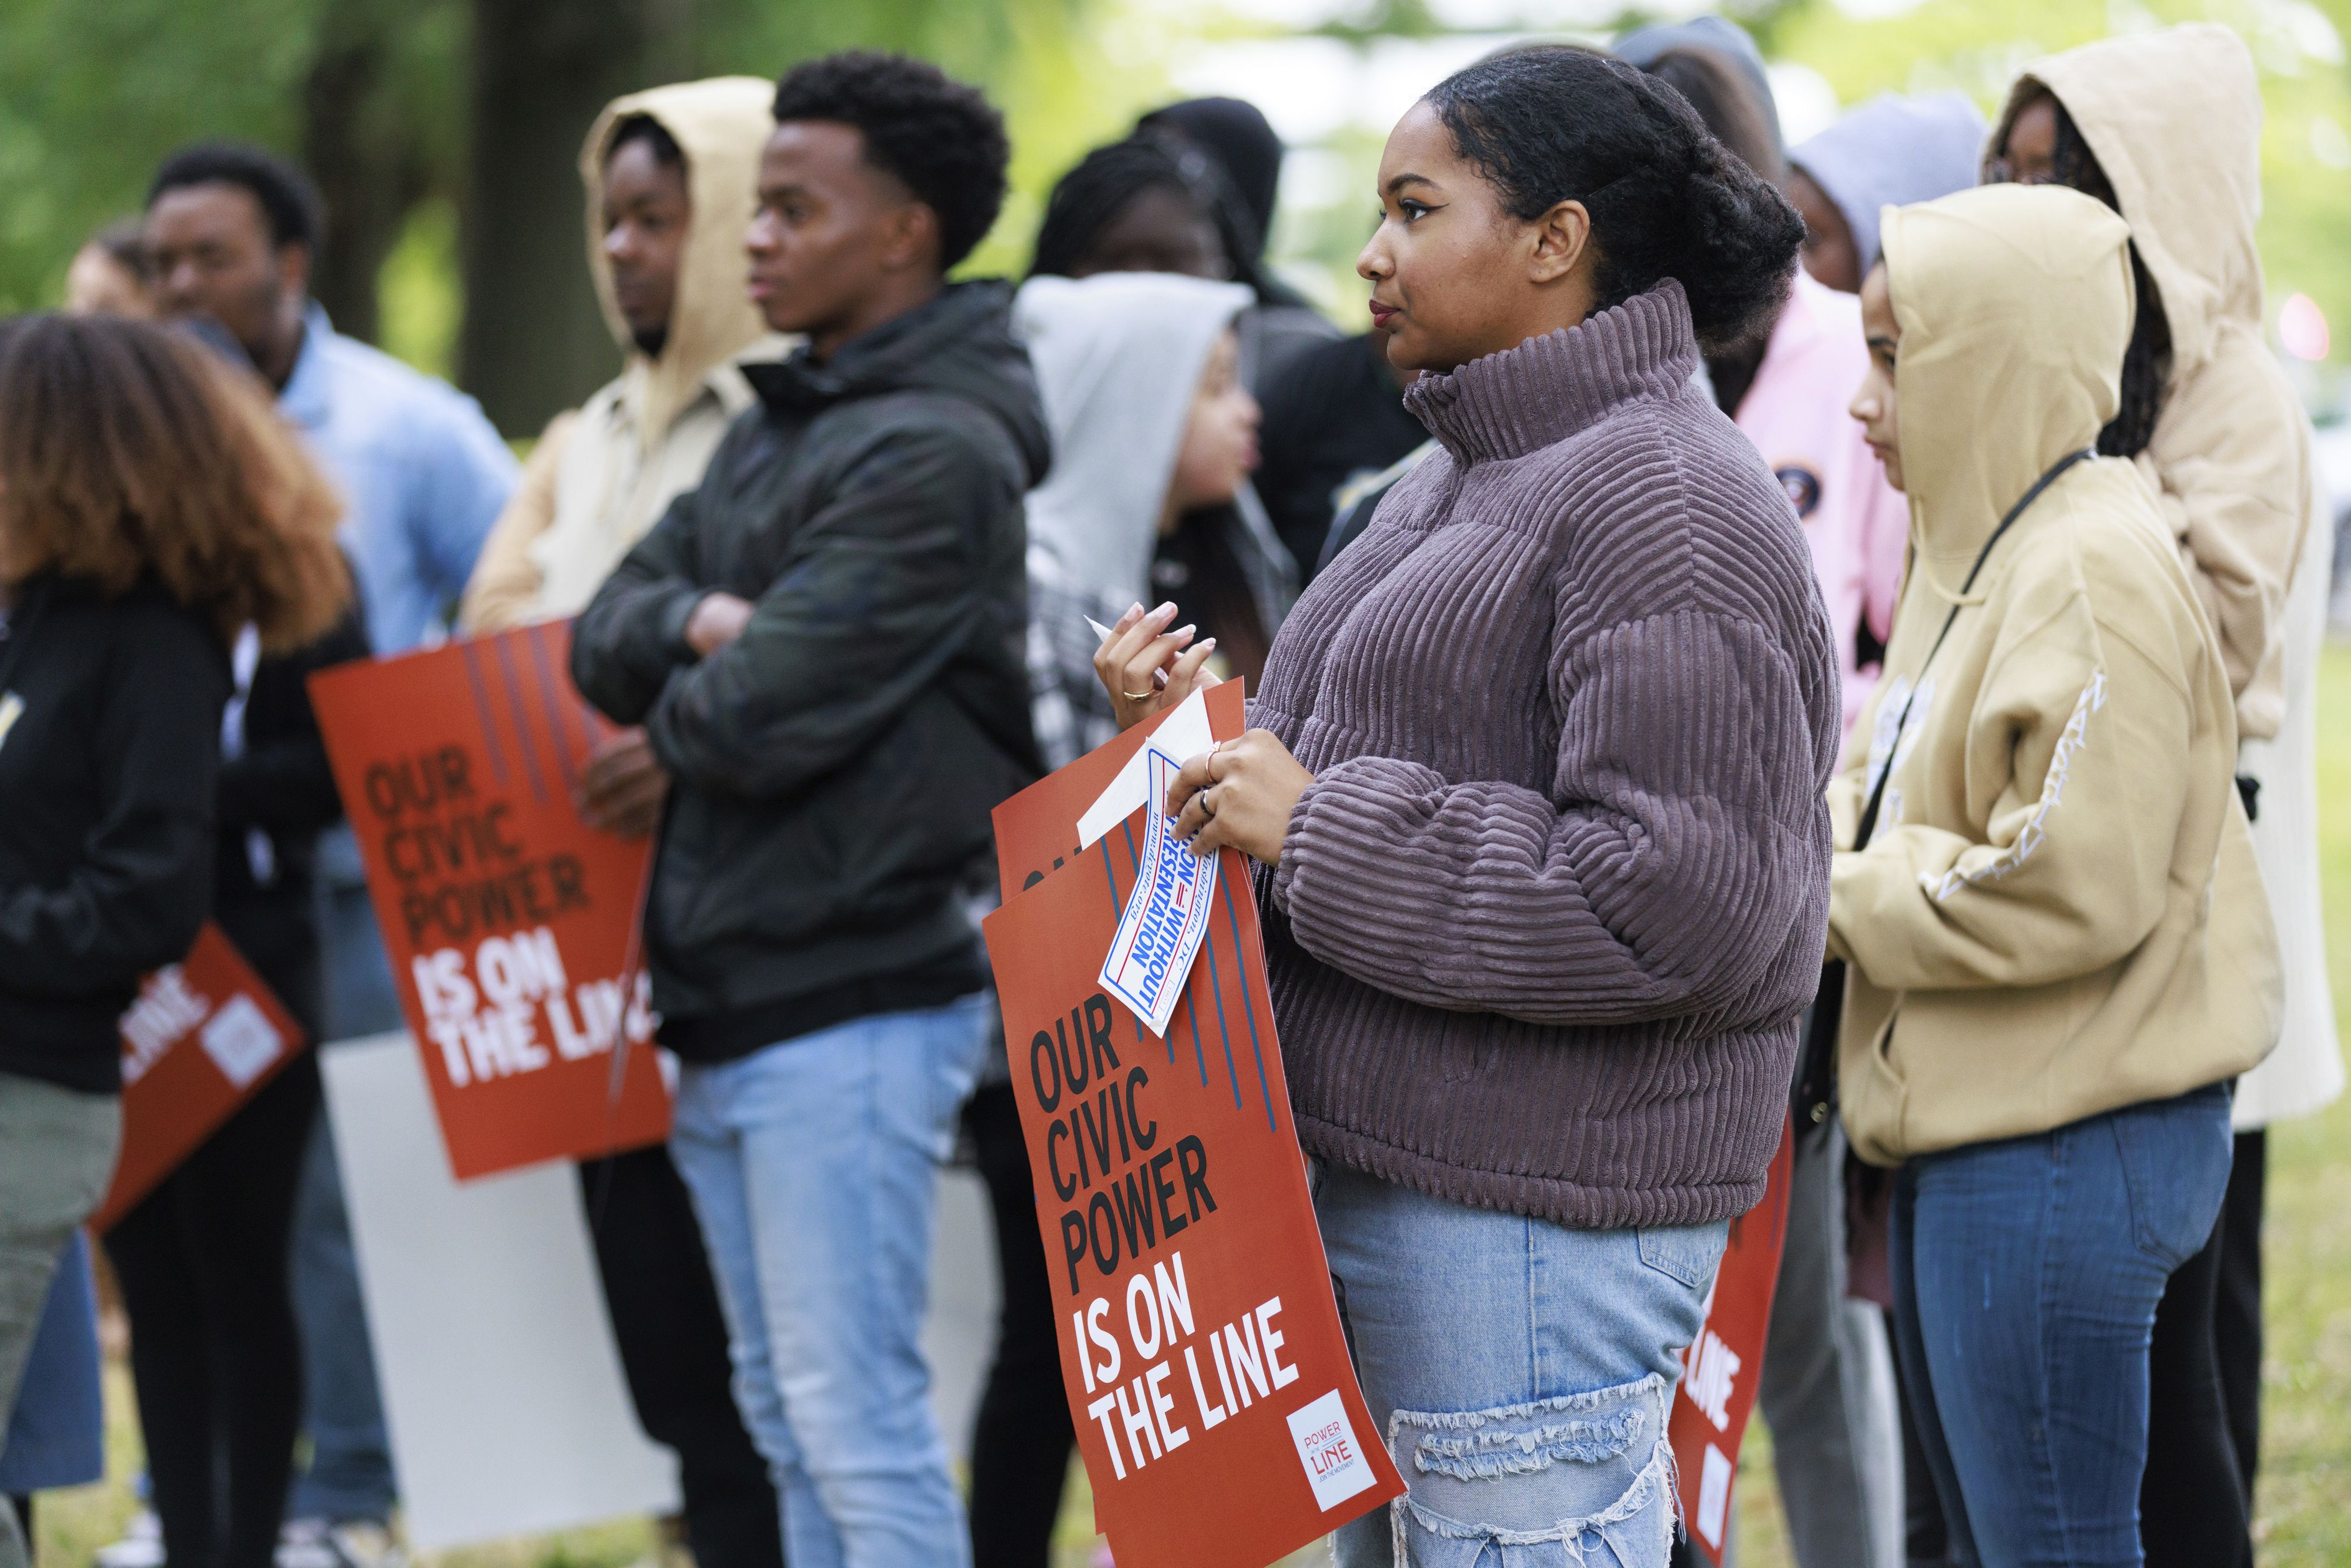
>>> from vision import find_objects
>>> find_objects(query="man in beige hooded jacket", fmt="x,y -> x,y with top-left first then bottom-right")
1832,182 -> 2279,1566
1987,28 -> 2335,1549
458,78 -> 789,1568
463,79 -> 790,638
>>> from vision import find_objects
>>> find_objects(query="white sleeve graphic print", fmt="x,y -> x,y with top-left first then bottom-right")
1921,670 -> 2106,903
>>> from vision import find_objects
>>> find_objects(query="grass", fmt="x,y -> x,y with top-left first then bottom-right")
30,652 -> 2351,1568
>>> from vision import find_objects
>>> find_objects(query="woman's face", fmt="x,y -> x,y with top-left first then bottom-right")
1850,262 -> 1904,491
1357,100 -> 1595,376
1995,97 -> 2062,185
1163,329 -> 1259,528
1786,167 -> 1859,294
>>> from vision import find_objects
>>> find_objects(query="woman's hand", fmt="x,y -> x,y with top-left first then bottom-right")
1094,601 -> 1220,730
1164,730 -> 1314,866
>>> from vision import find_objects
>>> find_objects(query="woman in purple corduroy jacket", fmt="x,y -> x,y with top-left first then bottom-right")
1095,46 -> 1837,1567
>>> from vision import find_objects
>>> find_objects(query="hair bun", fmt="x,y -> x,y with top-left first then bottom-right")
1424,48 -> 1803,354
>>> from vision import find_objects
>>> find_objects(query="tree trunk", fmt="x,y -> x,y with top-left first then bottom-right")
302,0 -> 437,345
461,0 -> 685,435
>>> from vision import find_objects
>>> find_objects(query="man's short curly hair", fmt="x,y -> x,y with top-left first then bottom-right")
772,52 -> 1010,272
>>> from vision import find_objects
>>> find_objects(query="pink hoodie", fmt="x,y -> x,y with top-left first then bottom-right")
1734,270 -> 1908,740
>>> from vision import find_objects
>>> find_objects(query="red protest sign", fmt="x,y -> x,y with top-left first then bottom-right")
982,686 -> 1405,1568
309,622 -> 671,1180
993,679 -> 1248,903
1671,1118 -> 1796,1562
95,923 -> 309,1234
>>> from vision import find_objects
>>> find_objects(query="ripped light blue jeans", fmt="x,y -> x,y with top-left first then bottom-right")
1315,1163 -> 1726,1567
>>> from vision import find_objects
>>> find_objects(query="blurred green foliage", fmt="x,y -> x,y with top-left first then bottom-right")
1753,0 -> 2351,364
0,0 -> 1163,376
8,0 -> 2347,381
1248,0 -> 2351,369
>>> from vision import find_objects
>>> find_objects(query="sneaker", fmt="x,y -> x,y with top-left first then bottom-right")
95,1510 -> 165,1568
327,1519 -> 408,1568
276,1518 -> 339,1568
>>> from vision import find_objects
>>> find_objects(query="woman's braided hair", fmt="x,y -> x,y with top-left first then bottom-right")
1995,87 -> 2172,458
1425,45 -> 1803,354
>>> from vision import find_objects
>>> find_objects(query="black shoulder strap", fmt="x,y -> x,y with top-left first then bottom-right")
1851,448 -> 2091,852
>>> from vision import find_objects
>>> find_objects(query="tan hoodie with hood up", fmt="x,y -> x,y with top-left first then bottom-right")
461,77 -> 788,631
1990,25 -> 2312,743
1827,184 -> 2279,1168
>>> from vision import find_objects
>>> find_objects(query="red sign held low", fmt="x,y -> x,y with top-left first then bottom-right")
95,923 -> 308,1234
1670,1118 -> 1795,1562
309,621 -> 671,1180
983,682 -> 1405,1568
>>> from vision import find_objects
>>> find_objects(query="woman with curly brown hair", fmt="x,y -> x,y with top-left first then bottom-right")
0,311 -> 346,1568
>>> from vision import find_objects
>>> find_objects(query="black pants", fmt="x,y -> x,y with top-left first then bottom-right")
105,1051 -> 320,1568
577,1145 -> 783,1568
2215,1129 -> 2263,1502
965,1083 -> 1073,1568
2139,1134 -> 2255,1568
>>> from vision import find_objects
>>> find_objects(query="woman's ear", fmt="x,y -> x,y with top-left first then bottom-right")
1527,199 -> 1593,286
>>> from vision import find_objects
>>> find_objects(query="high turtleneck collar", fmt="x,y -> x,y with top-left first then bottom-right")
1404,280 -> 1700,465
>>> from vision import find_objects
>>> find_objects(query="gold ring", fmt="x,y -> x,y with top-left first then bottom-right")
1122,689 -> 1155,702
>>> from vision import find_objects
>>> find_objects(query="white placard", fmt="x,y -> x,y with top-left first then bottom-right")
321,1034 -> 1002,1552
320,1034 -> 679,1550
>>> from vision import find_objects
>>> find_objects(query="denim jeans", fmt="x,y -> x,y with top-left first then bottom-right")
669,995 -> 991,1568
1889,1083 -> 2233,1568
1315,1163 -> 1728,1567
289,830 -> 401,1523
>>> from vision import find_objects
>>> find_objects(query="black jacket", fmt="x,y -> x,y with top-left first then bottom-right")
215,605 -> 370,1038
572,281 -> 1049,1057
0,577 -> 232,1093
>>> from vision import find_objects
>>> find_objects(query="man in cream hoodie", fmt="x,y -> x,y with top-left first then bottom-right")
1834,182 -> 2279,1566
459,78 -> 788,1568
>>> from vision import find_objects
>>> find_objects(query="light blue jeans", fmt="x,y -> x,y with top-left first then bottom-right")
669,995 -> 991,1568
289,828 -> 400,1523
1315,1164 -> 1727,1567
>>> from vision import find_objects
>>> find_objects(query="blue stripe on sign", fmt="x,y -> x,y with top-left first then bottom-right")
1098,836 -> 1123,920
491,633 -> 550,805
1218,865 -> 1278,1134
1120,821 -> 1156,1060
523,625 -> 581,792
1194,866 -> 1234,1091
1199,915 -> 1242,1111
460,642 -> 511,786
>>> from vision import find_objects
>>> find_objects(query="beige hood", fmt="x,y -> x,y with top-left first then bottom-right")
1881,183 -> 2131,621
579,76 -> 775,449
1990,25 -> 2310,745
1828,182 -> 2280,1165
1988,24 -> 2262,387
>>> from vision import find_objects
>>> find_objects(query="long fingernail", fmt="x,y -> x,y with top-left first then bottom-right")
1200,637 -> 1217,651
1151,601 -> 1177,621
1171,624 -> 1195,639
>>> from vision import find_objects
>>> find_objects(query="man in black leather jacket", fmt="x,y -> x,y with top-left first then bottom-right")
571,52 -> 1044,1567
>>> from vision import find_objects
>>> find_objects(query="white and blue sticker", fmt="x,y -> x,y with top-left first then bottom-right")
1098,746 -> 1219,1038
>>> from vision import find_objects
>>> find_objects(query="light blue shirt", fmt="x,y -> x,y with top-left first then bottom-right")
278,303 -> 518,653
